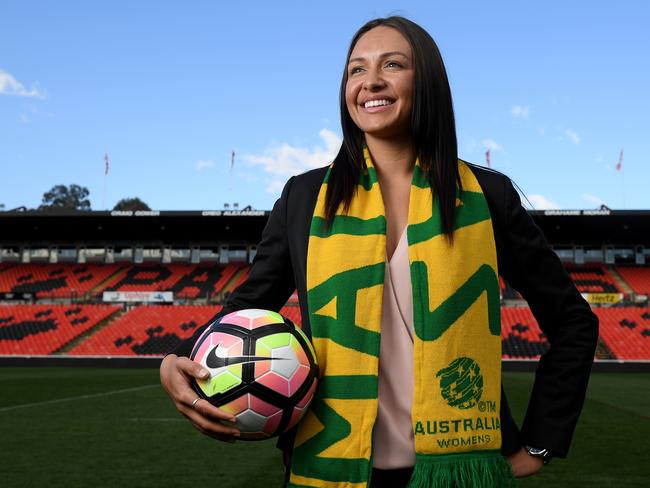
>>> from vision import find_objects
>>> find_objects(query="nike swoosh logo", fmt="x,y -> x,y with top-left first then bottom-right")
205,343 -> 288,369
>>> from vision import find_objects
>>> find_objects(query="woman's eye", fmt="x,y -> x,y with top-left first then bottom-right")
386,61 -> 402,69
349,66 -> 363,75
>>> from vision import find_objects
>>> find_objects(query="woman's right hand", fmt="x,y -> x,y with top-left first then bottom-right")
160,354 -> 241,443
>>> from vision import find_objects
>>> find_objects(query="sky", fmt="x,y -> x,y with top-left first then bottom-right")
1,1 -> 648,211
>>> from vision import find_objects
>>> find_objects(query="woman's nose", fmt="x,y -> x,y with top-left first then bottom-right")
362,69 -> 385,90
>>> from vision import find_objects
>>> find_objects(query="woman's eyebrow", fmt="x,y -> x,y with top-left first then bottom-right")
348,51 -> 410,64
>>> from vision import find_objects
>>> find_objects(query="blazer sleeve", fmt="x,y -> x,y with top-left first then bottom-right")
169,176 -> 297,358
499,176 -> 599,458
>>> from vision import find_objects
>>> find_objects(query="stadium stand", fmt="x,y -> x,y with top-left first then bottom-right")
68,304 -> 304,356
594,307 -> 650,360
1,210 -> 648,364
279,305 -> 302,327
103,263 -> 244,298
501,307 -> 549,359
0,264 -> 125,298
615,266 -> 650,296
0,263 -> 246,299
224,267 -> 250,296
564,264 -> 623,294
68,305 -> 222,356
0,304 -> 120,354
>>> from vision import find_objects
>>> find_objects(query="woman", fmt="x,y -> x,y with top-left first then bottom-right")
160,16 -> 598,488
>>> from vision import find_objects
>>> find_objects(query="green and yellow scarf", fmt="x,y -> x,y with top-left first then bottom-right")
288,148 -> 514,488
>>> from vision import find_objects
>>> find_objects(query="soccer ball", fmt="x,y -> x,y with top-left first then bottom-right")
190,308 -> 318,440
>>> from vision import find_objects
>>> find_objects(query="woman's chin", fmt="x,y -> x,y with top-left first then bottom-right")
362,125 -> 411,142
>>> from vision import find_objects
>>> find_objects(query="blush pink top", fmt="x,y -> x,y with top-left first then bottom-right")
371,227 -> 416,469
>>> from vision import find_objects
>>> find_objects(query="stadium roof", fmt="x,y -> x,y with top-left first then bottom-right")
0,209 -> 649,247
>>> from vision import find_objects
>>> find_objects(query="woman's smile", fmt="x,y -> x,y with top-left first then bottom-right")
361,97 -> 396,113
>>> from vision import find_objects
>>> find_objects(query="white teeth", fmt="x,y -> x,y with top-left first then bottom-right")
364,99 -> 392,108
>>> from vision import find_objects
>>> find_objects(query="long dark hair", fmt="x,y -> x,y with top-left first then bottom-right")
325,16 -> 461,244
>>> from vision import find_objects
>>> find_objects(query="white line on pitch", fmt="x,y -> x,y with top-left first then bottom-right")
0,384 -> 159,413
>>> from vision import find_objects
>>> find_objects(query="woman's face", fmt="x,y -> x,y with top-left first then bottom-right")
345,26 -> 414,141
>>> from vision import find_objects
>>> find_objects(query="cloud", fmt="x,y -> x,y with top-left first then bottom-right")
265,179 -> 286,195
244,128 -> 342,194
0,70 -> 42,97
480,139 -> 503,151
582,193 -> 607,207
565,129 -> 580,145
195,160 -> 215,171
510,105 -> 530,119
527,194 -> 561,210
19,113 -> 28,123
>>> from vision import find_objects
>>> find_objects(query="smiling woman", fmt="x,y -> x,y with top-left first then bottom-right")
160,15 -> 599,488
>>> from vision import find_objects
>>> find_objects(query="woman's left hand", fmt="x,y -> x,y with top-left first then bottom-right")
507,447 -> 544,478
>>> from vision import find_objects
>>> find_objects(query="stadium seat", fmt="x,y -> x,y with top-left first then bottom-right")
500,307 -> 549,359
68,304 -> 303,356
68,305 -> 223,356
0,263 -> 245,299
593,308 -> 650,360
564,264 -> 622,293
0,264 -> 125,298
615,266 -> 650,296
0,304 -> 120,354
101,263 -> 244,298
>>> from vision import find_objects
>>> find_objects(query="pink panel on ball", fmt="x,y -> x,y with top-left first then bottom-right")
254,359 -> 271,378
221,311 -> 255,330
220,393 -> 250,416
256,371 -> 290,397
294,342 -> 309,366
220,309 -> 283,331
296,378 -> 318,409
288,365 -> 310,395
251,313 -> 280,329
286,406 -> 307,431
249,395 -> 283,418
263,409 -> 284,436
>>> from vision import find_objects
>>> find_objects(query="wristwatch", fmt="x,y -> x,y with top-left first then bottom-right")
524,445 -> 553,465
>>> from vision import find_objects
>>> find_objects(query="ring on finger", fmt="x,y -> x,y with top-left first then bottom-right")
192,397 -> 201,409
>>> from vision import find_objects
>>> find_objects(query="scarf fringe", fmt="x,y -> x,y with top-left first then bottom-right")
406,451 -> 516,488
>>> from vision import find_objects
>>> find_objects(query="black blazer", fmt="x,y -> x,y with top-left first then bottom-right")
173,158 -> 599,461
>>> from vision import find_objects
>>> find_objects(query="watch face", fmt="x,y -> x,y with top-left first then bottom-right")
525,446 -> 552,464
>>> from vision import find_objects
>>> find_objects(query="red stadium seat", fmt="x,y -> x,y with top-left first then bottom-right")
0,264 -> 125,298
564,264 -> 622,294
68,305 -> 223,356
593,308 -> 650,360
0,304 -> 120,354
0,263 -> 246,299
500,307 -> 549,359
615,266 -> 650,296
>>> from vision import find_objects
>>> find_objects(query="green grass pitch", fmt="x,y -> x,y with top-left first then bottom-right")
0,368 -> 648,487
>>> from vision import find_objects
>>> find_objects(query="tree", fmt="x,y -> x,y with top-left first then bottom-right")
113,197 -> 151,211
38,184 -> 91,211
